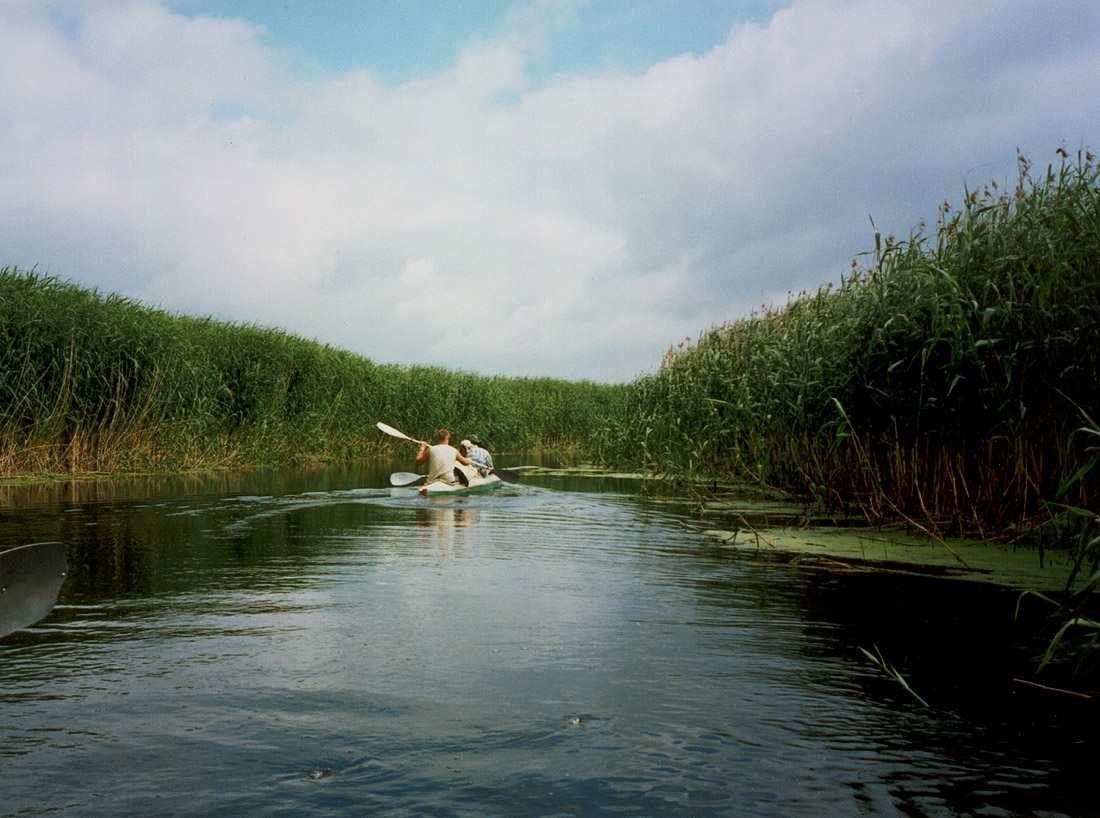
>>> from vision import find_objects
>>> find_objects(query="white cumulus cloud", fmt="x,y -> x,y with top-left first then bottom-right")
0,0 -> 1097,382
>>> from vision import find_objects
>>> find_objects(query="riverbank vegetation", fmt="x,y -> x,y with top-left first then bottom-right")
3,150 -> 1096,551
0,267 -> 625,476
594,151 -> 1100,545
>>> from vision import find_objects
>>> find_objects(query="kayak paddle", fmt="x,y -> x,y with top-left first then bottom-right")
0,541 -> 67,639
376,421 -> 430,447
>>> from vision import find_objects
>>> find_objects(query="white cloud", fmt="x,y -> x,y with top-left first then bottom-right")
0,0 -> 1097,381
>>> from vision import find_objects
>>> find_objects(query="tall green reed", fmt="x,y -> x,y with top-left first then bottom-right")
597,151 -> 1100,536
0,268 -> 624,474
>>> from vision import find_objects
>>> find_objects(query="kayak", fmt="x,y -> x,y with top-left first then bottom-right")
419,473 -> 503,496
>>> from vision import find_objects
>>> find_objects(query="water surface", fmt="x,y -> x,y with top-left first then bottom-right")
1,462 -> 1095,817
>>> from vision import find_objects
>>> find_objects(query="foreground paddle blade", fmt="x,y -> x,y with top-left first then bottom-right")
0,541 -> 67,639
491,468 -> 520,484
390,472 -> 426,486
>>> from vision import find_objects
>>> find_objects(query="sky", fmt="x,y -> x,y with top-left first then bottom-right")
1,1 -> 1097,383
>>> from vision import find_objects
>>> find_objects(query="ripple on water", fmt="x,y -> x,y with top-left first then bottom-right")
0,472 -> 1093,818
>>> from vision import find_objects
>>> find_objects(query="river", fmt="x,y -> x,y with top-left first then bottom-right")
1,461 -> 1095,817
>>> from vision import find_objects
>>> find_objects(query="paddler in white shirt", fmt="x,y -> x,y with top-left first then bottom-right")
415,428 -> 476,485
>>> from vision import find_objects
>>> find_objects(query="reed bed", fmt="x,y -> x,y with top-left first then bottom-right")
0,268 -> 626,475
596,151 -> 1100,539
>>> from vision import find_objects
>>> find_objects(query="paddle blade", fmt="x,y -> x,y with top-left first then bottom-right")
376,422 -> 429,447
0,542 -> 67,639
377,421 -> 411,441
491,468 -> 520,484
390,472 -> 426,486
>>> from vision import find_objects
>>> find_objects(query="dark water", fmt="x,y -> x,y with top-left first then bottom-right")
1,462 -> 1096,817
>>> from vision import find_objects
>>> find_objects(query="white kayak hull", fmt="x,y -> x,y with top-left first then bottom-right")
418,473 -> 503,496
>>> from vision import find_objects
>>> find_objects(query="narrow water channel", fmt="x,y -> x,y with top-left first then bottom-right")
1,462 -> 1095,817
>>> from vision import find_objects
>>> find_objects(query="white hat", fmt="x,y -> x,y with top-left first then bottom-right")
460,439 -> 473,449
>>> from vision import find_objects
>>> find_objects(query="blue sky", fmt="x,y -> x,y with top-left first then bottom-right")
180,1 -> 782,82
2,1 -> 1098,382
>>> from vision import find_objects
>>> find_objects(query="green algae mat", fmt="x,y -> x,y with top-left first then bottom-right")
695,524 -> 1079,593
518,466 -> 1080,593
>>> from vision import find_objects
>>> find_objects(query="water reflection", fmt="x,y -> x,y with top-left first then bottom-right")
412,506 -> 476,558
0,465 -> 1095,817
0,458 -> 405,509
